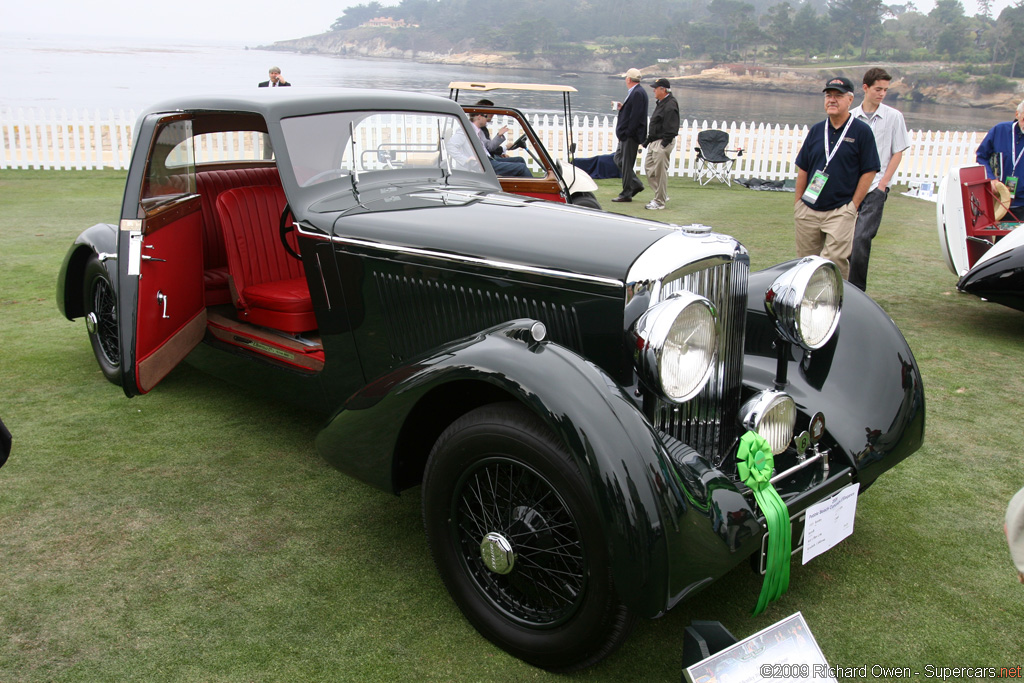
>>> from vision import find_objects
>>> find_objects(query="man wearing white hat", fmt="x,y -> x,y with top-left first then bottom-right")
611,68 -> 648,203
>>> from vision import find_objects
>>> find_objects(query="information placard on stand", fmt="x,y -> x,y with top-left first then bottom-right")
683,612 -> 837,683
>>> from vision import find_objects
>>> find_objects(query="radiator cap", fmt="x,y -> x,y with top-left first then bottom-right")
677,223 -> 713,235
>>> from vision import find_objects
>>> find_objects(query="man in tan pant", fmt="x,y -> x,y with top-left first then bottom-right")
793,77 -> 880,279
643,78 -> 679,210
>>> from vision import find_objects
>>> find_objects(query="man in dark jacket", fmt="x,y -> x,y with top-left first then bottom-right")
258,67 -> 290,87
643,78 -> 679,210
612,68 -> 648,202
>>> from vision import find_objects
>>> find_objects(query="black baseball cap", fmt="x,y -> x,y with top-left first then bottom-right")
822,76 -> 855,94
650,78 -> 671,90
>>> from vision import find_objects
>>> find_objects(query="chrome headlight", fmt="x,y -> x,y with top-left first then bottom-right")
632,292 -> 718,403
765,256 -> 842,350
741,390 -> 797,455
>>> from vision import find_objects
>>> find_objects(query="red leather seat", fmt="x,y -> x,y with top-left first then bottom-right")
215,185 -> 316,333
196,168 -> 281,306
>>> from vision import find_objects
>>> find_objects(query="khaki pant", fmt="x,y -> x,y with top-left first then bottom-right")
794,200 -> 857,279
644,140 -> 673,206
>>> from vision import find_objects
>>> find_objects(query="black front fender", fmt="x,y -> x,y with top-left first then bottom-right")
56,223 -> 117,320
315,319 -> 696,618
745,263 -> 925,486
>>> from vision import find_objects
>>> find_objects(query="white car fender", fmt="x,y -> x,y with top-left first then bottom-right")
560,161 -> 599,195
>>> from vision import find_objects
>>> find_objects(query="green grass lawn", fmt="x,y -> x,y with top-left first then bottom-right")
1,169 -> 1022,681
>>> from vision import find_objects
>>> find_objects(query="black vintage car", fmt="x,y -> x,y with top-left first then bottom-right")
57,89 -> 924,671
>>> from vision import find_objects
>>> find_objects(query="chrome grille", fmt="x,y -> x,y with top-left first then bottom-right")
655,258 -> 749,465
374,272 -> 582,362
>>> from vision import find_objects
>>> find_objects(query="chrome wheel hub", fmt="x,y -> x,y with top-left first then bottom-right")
85,312 -> 98,335
480,531 -> 515,575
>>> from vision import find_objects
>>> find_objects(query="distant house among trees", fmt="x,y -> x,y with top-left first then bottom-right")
325,0 -> 1024,84
360,17 -> 416,29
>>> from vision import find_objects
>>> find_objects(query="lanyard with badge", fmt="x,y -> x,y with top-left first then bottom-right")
802,115 -> 855,205
1007,124 -> 1024,194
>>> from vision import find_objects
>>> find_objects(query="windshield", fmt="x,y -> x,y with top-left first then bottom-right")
280,110 -> 488,187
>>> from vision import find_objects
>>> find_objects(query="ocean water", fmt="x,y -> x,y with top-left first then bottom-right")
2,32 -> 1007,132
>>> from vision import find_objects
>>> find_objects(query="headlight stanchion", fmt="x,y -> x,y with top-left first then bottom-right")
773,338 -> 791,391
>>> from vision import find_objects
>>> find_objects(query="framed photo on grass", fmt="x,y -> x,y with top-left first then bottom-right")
683,612 -> 837,683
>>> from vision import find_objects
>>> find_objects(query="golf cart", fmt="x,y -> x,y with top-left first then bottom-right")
449,82 -> 601,209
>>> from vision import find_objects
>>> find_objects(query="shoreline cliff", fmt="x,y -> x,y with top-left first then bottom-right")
263,32 -> 1021,112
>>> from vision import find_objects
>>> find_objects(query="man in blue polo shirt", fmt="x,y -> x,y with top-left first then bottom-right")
976,100 -> 1024,221
794,76 -> 880,280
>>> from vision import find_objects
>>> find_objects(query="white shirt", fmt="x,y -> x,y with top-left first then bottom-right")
850,102 -> 910,191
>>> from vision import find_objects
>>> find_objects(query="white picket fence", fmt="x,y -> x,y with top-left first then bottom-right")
1,108 -> 138,171
0,107 -> 984,186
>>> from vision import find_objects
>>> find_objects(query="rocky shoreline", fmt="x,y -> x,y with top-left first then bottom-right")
265,33 -> 1020,113
656,65 -> 1019,111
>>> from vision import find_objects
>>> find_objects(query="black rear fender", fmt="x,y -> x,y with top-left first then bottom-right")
57,223 -> 117,320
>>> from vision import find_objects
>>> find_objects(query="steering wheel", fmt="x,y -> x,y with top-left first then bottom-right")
377,149 -> 396,169
279,204 -> 302,260
301,167 -> 347,187
509,134 -> 528,151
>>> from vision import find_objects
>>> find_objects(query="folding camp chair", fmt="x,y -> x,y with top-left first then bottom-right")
693,130 -> 743,186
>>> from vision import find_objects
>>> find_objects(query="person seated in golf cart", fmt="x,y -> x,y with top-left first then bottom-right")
467,107 -> 530,177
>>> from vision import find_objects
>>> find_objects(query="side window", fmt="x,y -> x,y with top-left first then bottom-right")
141,120 -> 194,209
183,131 -> 270,164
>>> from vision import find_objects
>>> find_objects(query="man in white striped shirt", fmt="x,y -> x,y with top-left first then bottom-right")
848,67 -> 909,292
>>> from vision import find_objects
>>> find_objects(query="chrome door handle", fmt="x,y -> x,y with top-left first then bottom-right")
156,291 -> 169,319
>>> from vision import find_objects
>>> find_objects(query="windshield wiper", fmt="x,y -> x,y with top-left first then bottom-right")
438,121 -> 452,187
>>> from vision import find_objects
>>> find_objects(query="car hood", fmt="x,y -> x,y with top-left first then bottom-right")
309,186 -> 675,285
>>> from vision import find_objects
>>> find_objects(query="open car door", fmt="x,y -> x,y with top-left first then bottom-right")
117,113 -> 206,397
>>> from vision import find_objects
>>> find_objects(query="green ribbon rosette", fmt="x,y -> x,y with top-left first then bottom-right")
737,430 -> 791,615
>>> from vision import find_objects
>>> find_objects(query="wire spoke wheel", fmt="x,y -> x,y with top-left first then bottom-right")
423,403 -> 634,671
83,256 -> 121,383
453,457 -> 585,627
90,273 -> 119,366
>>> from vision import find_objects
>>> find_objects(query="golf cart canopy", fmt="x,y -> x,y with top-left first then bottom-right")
447,82 -> 578,97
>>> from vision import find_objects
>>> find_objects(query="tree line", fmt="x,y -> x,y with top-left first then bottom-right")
328,0 -> 1024,78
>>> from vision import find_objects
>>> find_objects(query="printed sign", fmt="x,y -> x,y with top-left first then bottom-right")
801,483 -> 860,565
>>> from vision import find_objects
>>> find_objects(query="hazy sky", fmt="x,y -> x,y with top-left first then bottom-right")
4,0 -> 1018,45
5,0 -> 364,44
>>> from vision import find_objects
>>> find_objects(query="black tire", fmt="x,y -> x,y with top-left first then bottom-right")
569,192 -> 601,210
83,256 -> 121,384
422,402 -> 634,671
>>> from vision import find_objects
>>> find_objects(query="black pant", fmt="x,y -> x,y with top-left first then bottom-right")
849,188 -> 887,291
614,139 -> 644,198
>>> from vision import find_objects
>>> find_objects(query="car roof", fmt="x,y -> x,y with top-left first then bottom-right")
447,82 -> 578,93
140,87 -> 465,121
